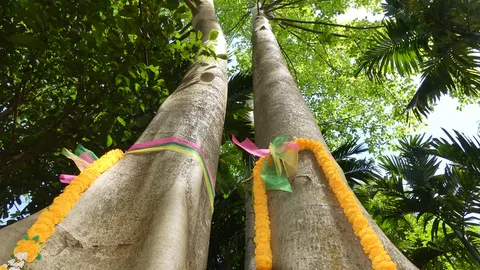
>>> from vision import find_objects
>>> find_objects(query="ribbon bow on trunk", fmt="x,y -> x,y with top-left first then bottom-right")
232,135 -> 300,192
59,145 -> 99,184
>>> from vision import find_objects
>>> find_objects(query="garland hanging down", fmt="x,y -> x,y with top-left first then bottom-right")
1,137 -> 216,270
234,136 -> 397,270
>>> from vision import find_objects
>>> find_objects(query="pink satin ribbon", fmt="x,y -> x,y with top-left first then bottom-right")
232,135 -> 270,157
79,152 -> 95,164
59,174 -> 77,184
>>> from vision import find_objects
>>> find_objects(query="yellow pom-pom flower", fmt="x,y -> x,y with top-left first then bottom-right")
5,149 -> 124,268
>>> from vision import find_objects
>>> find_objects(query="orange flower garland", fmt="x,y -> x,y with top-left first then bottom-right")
2,149 -> 124,269
252,138 -> 397,270
252,157 -> 273,270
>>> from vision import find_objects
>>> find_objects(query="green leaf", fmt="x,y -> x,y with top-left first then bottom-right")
209,30 -> 219,41
128,69 -> 137,79
116,117 -> 126,126
106,135 -> 113,147
147,65 -> 160,76
118,5 -> 138,18
175,5 -> 187,14
33,235 -> 40,242
92,23 -> 106,46
8,33 -> 47,49
166,0 -> 179,10
216,54 -> 228,60
123,76 -> 130,87
115,76 -> 122,85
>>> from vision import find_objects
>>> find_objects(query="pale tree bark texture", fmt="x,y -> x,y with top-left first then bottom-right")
0,0 -> 227,269
244,179 -> 257,270
250,7 -> 417,270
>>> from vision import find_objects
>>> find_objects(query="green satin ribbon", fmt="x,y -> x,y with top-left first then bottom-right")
261,136 -> 299,192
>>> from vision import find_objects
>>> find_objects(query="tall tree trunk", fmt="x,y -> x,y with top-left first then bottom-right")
0,1 -> 227,269
244,100 -> 257,270
251,7 -> 417,269
245,174 -> 256,270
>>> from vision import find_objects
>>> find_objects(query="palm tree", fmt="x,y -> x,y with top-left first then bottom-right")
357,0 -> 480,117
368,131 -> 480,267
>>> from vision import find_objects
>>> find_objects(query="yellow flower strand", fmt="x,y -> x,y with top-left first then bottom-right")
252,138 -> 396,270
4,149 -> 124,268
252,157 -> 273,270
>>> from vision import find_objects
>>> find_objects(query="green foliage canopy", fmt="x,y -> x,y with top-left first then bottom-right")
357,0 -> 480,117
216,0 -> 420,151
0,0 -> 198,221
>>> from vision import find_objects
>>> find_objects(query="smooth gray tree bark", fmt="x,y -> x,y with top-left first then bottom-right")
0,1 -> 227,269
244,177 -> 256,270
250,6 -> 417,270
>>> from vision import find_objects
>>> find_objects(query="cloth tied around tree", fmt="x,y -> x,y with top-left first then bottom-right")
59,145 -> 99,184
232,135 -> 300,192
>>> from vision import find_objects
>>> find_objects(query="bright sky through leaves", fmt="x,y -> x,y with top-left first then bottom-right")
339,7 -> 480,139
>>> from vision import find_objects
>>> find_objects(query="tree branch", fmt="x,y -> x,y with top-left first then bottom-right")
263,0 -> 282,10
185,0 -> 198,14
280,21 -> 349,38
277,24 -> 342,75
0,67 -> 18,121
277,21 -> 299,39
265,0 -> 305,12
178,29 -> 194,41
0,108 -> 13,121
138,1 -> 149,65
179,21 -> 192,35
277,41 -> 299,81
268,16 -> 384,30
226,10 -> 250,34
10,103 -> 19,145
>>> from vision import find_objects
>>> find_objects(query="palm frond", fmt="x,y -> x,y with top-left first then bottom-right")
409,246 -> 446,268
431,129 -> 480,172
379,155 -> 407,178
223,72 -> 254,143
369,131 -> 480,265
362,0 -> 480,117
355,18 -> 427,81
408,47 -> 480,117
331,138 -> 368,160
330,139 -> 379,186
338,158 -> 379,186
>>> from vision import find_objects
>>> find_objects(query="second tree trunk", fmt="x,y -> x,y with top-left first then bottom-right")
251,7 -> 417,270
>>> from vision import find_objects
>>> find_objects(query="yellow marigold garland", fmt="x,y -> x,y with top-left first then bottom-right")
2,149 -> 123,269
252,138 -> 396,270
252,157 -> 273,270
